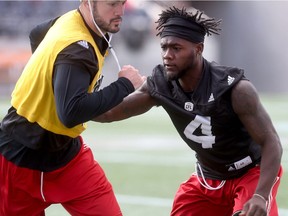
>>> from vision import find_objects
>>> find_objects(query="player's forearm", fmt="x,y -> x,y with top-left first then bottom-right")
254,134 -> 282,199
93,91 -> 155,123
92,108 -> 128,123
93,100 -> 150,123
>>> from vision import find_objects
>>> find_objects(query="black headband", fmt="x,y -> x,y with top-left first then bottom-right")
160,17 -> 206,43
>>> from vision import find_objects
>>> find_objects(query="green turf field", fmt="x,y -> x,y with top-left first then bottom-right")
0,94 -> 287,216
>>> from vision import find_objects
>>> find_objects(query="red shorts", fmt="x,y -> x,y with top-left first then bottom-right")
171,165 -> 283,216
0,138 -> 122,216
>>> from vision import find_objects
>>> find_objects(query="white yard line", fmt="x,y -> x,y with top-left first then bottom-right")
94,152 -> 196,166
117,194 -> 172,207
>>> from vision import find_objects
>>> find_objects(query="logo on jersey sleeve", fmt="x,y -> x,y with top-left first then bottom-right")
208,93 -> 214,102
227,75 -> 235,85
77,40 -> 89,49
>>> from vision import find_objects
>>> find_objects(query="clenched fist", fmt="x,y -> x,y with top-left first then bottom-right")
118,65 -> 146,90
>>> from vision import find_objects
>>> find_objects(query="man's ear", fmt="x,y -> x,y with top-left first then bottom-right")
196,42 -> 204,54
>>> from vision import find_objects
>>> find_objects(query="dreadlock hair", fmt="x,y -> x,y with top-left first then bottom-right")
156,6 -> 222,37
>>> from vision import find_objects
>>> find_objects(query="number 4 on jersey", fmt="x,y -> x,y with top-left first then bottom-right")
184,115 -> 216,149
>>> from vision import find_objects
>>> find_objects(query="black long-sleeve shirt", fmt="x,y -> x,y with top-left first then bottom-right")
0,10 -> 134,171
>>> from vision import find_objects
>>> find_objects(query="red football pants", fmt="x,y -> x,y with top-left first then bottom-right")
0,139 -> 122,216
171,165 -> 283,216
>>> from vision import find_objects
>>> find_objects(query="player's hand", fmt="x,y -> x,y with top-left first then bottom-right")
239,195 -> 267,216
118,65 -> 146,90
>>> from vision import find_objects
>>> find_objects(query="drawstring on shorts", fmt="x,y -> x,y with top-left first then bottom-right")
40,172 -> 47,202
195,162 -> 226,190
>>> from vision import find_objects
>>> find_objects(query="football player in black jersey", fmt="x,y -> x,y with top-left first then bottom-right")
0,0 -> 145,215
95,6 -> 283,216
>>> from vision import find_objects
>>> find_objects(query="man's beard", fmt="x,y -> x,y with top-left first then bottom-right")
94,16 -> 121,34
164,68 -> 187,82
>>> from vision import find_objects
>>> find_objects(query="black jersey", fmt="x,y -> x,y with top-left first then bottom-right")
147,59 -> 261,180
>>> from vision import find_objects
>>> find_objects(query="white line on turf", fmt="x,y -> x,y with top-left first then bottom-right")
117,194 -> 172,207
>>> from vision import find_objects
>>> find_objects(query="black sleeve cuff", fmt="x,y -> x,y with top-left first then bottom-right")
117,77 -> 135,94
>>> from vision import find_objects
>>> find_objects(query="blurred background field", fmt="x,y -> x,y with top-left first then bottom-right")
0,1 -> 288,215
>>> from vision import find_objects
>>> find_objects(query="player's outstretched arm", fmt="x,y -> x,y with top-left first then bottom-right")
93,81 -> 156,123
